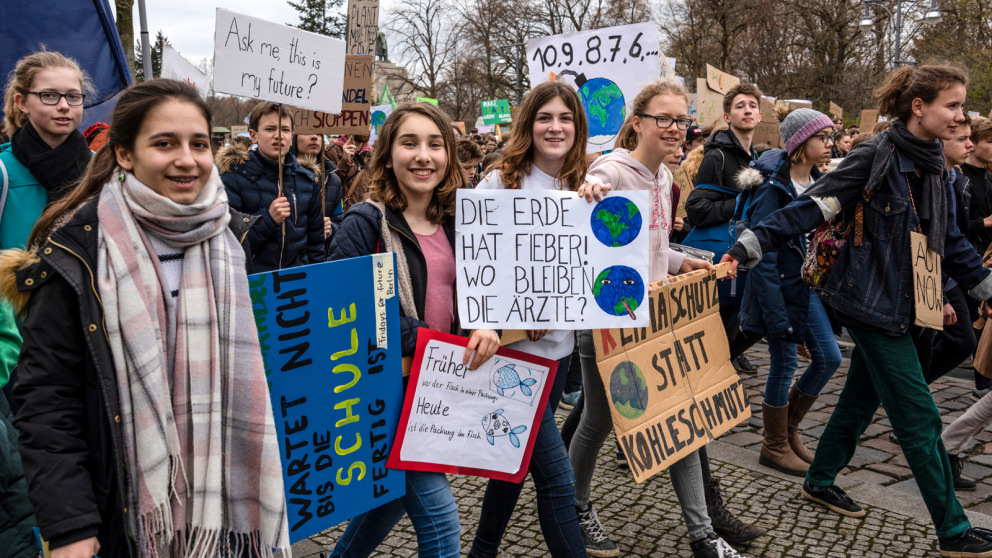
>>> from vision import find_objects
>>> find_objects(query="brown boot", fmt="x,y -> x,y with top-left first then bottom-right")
788,385 -> 818,464
759,403 -> 809,477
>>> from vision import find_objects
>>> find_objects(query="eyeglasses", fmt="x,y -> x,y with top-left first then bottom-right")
637,114 -> 694,130
811,134 -> 834,146
28,91 -> 85,106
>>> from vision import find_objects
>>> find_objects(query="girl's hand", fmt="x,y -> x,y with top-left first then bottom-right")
526,329 -> 549,342
342,136 -> 357,160
576,181 -> 611,202
943,302 -> 957,326
679,257 -> 715,274
718,254 -> 739,276
464,329 -> 500,370
323,216 -> 332,239
673,217 -> 685,231
52,537 -> 100,558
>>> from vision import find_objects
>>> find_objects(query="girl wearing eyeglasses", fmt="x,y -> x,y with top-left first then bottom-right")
566,81 -> 759,558
1,51 -> 93,251
733,107 -> 841,477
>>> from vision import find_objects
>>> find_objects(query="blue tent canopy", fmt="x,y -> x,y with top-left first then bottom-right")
0,0 -> 132,132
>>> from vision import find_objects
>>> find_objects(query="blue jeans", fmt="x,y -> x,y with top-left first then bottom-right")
330,470 -> 460,558
469,355 -> 586,558
764,292 -> 842,406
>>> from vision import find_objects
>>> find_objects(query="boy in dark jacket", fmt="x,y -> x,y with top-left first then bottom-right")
219,103 -> 326,272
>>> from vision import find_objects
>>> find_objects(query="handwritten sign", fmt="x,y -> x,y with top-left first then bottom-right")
213,9 -> 347,113
673,166 -> 693,219
527,23 -> 660,153
829,101 -> 843,119
456,189 -> 650,329
161,44 -> 209,99
481,99 -> 512,125
860,109 -> 879,128
388,330 -> 558,482
290,54 -> 375,135
911,231 -> 943,330
369,103 -> 392,146
695,64 -> 740,129
594,268 -> 749,483
346,0 -> 379,55
248,255 -> 405,540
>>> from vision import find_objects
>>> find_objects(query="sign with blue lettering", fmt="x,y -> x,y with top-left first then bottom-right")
248,254 -> 405,541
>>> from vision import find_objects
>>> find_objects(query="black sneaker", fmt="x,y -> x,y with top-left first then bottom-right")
690,532 -> 752,558
575,503 -> 620,557
950,453 -> 978,492
938,527 -> 992,557
801,479 -> 866,518
733,354 -> 757,374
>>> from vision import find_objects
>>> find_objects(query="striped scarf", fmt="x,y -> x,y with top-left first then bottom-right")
96,169 -> 290,558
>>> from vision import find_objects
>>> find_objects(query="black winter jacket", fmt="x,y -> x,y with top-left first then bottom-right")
0,394 -> 37,558
219,146 -> 326,272
687,128 -> 757,228
329,202 -> 456,357
9,199 -> 136,556
962,162 -> 992,254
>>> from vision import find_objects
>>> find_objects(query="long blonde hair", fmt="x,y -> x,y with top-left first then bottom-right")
4,50 -> 92,138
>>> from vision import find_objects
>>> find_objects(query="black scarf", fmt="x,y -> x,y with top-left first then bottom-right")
888,119 -> 948,256
11,122 -> 91,202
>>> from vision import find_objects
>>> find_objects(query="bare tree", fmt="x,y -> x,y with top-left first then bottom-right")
387,0 -> 460,99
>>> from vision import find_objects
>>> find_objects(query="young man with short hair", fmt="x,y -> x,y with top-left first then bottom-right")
456,138 -> 483,186
219,102 -> 326,272
961,116 -> 992,398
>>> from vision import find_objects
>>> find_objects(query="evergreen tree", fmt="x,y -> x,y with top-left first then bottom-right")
287,0 -> 346,38
134,31 -> 169,82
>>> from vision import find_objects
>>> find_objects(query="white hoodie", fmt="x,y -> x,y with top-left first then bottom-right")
588,149 -> 686,283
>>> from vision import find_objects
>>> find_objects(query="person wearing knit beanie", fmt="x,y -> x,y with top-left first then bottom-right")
781,108 -> 835,155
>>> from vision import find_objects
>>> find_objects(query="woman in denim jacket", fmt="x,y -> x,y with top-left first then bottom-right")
724,65 -> 992,558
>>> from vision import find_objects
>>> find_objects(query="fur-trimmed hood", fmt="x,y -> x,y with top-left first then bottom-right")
215,143 -> 250,175
735,148 -> 822,196
0,248 -> 40,314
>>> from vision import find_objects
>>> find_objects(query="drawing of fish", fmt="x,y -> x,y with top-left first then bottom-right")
481,409 -> 527,447
492,363 -> 537,397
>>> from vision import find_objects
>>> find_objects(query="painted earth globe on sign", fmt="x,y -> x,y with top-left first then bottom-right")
371,110 -> 388,135
591,195 -> 642,247
579,77 -> 626,146
610,361 -> 649,419
592,265 -> 645,318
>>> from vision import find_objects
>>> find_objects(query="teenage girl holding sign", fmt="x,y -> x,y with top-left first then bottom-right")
723,65 -> 992,557
328,103 -> 500,557
468,81 -> 597,558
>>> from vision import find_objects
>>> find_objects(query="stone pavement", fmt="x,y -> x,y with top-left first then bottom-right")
291,341 -> 992,557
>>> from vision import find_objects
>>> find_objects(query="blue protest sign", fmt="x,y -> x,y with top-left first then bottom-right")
248,254 -> 405,541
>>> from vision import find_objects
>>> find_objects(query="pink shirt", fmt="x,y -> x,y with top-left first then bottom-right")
415,226 -> 456,333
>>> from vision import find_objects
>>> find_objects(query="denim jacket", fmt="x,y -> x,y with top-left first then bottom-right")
729,132 -> 992,336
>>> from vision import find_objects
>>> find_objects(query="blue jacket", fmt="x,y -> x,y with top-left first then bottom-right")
737,150 -> 821,342
729,132 -> 992,336
218,145 -> 325,272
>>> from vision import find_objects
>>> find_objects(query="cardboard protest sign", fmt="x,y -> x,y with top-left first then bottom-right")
213,9 -> 346,113
290,54 -> 374,135
860,109 -> 879,128
829,101 -> 843,119
231,125 -> 248,135
593,267 -> 749,483
346,0 -> 379,55
695,64 -> 740,130
911,231 -> 943,330
369,103 -> 392,145
161,44 -> 209,99
673,166 -> 693,219
456,189 -> 650,329
248,255 -> 405,540
527,23 -> 660,153
753,122 -> 783,149
760,96 -> 777,123
388,330 -> 558,482
481,99 -> 513,125
453,121 -> 467,135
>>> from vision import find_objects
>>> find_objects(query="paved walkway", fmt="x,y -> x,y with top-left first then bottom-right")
292,341 -> 992,557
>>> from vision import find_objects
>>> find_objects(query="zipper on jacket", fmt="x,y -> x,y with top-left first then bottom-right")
292,193 -> 298,225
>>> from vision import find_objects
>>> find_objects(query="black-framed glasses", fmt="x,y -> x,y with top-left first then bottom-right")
637,114 -> 694,130
811,134 -> 834,146
28,91 -> 85,106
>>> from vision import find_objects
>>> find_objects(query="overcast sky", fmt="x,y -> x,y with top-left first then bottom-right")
115,0 -> 385,66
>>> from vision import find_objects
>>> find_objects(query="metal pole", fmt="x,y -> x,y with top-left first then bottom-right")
137,0 -> 153,80
516,45 -> 523,106
894,1 -> 903,68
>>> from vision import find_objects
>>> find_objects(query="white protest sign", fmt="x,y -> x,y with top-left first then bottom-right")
212,8 -> 347,113
161,45 -> 209,99
369,103 -> 392,146
389,332 -> 557,480
527,23 -> 660,153
456,189 -> 650,329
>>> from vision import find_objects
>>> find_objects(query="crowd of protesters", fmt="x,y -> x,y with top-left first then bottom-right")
3,46 -> 992,558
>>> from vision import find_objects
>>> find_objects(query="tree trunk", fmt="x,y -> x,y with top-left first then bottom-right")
116,0 -> 136,79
